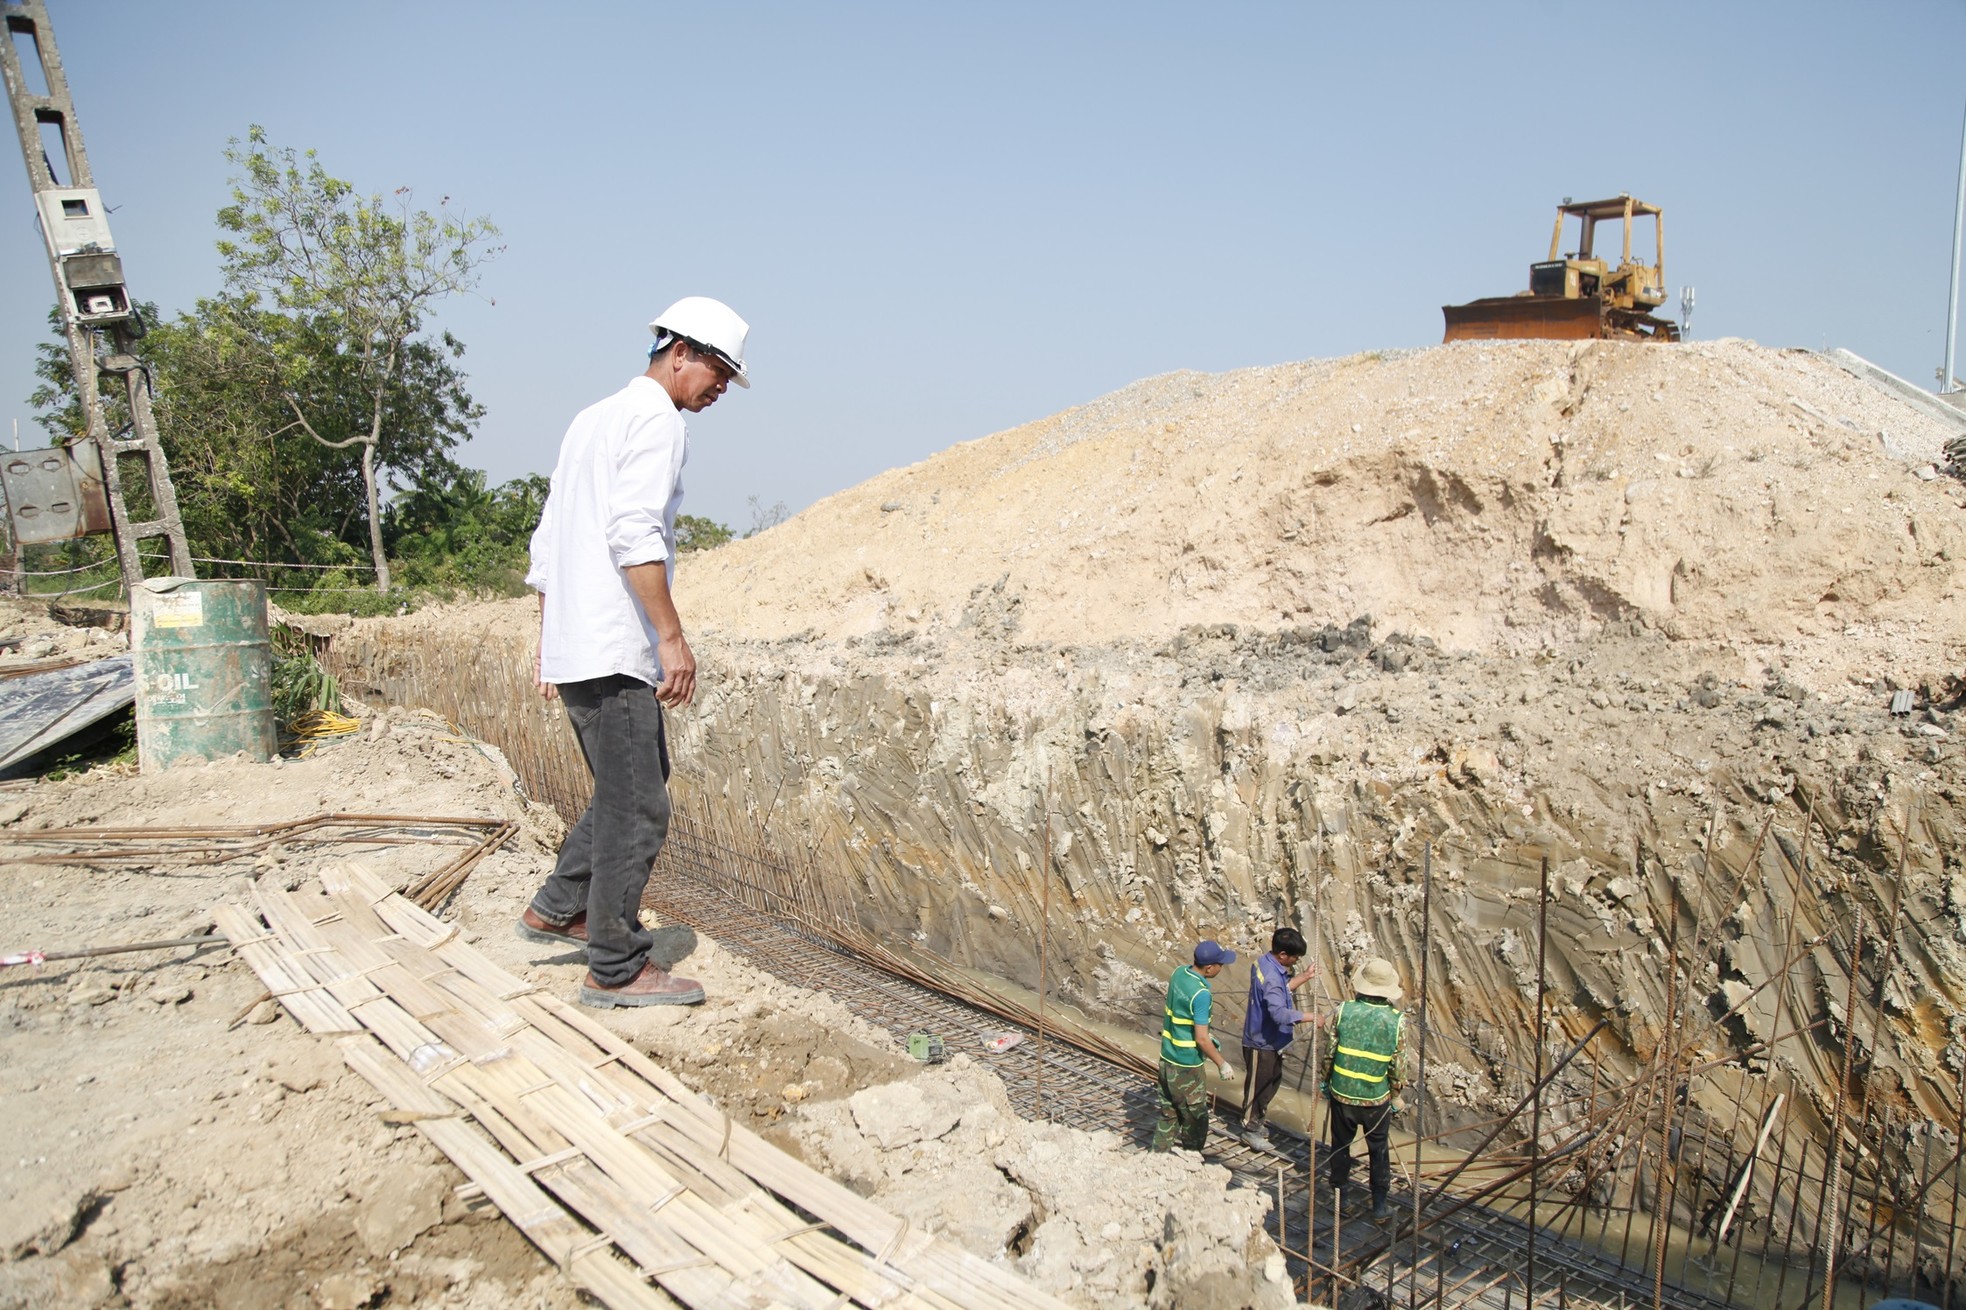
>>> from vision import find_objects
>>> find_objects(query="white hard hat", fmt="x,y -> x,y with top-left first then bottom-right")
650,296 -> 751,389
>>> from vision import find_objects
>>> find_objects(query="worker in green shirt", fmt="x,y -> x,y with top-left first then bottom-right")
1323,956 -> 1407,1219
1151,939 -> 1238,1152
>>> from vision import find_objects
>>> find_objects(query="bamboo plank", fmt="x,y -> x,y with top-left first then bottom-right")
543,1159 -> 771,1310
339,1033 -> 667,1310
440,1014 -> 904,1298
526,996 -> 1066,1310
362,919 -> 1012,1310
459,1042 -> 967,1310
465,1063 -> 779,1273
251,884 -> 392,1020
326,886 -> 532,1037
214,902 -> 360,1033
307,903 -> 462,1022
339,1036 -> 453,1120
246,873 -> 1064,1310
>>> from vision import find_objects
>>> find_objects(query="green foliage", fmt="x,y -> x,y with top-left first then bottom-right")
35,713 -> 135,780
387,469 -> 547,595
271,633 -> 343,723
17,130 -> 776,616
675,513 -> 733,553
215,126 -> 501,590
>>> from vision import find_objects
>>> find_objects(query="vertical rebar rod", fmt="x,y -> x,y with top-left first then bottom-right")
1727,1083 -> 1783,1307
1818,908 -> 1865,1310
1527,854 -> 1551,1307
1410,841 -> 1434,1310
1943,1058 -> 1965,1310
1617,840 -> 1652,1274
1869,1101 -> 1895,1298
1575,1056 -> 1602,1242
1276,1163 -> 1285,1253
1777,1136 -> 1809,1310
1674,1079 -> 1724,1288
1035,769 -> 1051,1121
1651,848 -> 1685,1310
1308,870 -> 1323,1284
1760,1077 -> 1800,1309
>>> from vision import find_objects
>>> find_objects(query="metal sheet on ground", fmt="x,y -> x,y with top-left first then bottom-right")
0,652 -> 132,774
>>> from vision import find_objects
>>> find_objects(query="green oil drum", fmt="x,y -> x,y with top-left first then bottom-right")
130,578 -> 276,772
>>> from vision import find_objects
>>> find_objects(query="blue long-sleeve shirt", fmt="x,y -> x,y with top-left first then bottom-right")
1241,952 -> 1308,1051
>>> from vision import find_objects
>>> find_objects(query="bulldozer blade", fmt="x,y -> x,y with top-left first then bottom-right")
1442,295 -> 1608,343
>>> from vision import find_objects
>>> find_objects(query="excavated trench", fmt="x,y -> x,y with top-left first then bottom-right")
326,336 -> 1966,1306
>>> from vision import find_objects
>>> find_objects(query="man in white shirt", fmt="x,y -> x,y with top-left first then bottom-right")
519,296 -> 751,1008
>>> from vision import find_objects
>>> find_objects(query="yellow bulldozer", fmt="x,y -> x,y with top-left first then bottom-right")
1442,194 -> 1681,343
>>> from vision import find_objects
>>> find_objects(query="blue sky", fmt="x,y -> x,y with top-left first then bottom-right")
4,2 -> 1963,532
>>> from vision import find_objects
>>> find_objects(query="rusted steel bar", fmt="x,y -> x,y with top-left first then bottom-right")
1,931 -> 222,965
1335,1022 -> 1611,1271
1410,842 -> 1434,1310
1775,1136 -> 1809,1310
1818,908 -> 1866,1310
1652,838 -> 1688,1310
1036,770 -> 1051,1121
1944,1059 -> 1965,1310
1866,1101 -> 1892,1300
1527,853 -> 1551,1309
1674,1082 -> 1726,1288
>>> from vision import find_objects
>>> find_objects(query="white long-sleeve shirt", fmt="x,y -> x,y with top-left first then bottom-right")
526,376 -> 686,687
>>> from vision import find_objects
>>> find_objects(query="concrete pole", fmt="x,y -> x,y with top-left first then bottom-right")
1945,96 -> 1966,394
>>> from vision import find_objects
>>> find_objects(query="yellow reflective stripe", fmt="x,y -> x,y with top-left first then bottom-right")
1160,1028 -> 1197,1047
1336,1043 -> 1393,1063
1164,1009 -> 1194,1027
1333,1062 -> 1388,1083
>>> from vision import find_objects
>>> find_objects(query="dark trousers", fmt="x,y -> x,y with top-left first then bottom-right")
1240,1046 -> 1286,1129
1327,1096 -> 1395,1204
1152,1061 -> 1210,1152
528,675 -> 671,987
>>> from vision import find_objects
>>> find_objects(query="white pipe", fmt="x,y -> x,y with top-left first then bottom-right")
1945,96 -> 1966,394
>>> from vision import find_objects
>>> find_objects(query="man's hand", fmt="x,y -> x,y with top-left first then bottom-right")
1288,965 -> 1317,989
655,633 -> 696,707
535,648 -> 558,700
1216,1059 -> 1236,1080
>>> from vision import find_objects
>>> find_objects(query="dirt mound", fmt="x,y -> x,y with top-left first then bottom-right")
678,339 -> 1963,688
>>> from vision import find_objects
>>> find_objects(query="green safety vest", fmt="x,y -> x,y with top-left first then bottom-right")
1326,998 -> 1403,1104
1159,965 -> 1212,1066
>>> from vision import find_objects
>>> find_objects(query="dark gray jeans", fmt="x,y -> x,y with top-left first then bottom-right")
529,674 -> 671,987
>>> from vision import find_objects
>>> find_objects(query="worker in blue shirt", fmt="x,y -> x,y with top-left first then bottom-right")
1238,926 -> 1319,1147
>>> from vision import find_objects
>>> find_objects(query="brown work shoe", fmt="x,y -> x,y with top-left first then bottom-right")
517,906 -> 588,948
578,961 -> 705,1009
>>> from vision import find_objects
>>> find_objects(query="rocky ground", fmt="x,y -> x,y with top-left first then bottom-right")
0,605 -> 1292,1309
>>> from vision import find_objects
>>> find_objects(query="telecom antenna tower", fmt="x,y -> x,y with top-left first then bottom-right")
0,0 -> 194,590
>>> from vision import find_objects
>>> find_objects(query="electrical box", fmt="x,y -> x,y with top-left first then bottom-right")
33,187 -> 133,324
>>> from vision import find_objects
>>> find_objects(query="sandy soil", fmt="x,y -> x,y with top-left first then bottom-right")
0,625 -> 1290,1309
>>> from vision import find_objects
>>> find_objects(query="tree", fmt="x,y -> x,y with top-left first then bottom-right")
217,126 -> 500,590
31,296 -> 481,589
675,513 -> 734,553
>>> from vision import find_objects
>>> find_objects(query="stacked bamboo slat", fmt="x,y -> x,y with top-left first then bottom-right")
218,864 -> 1073,1310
